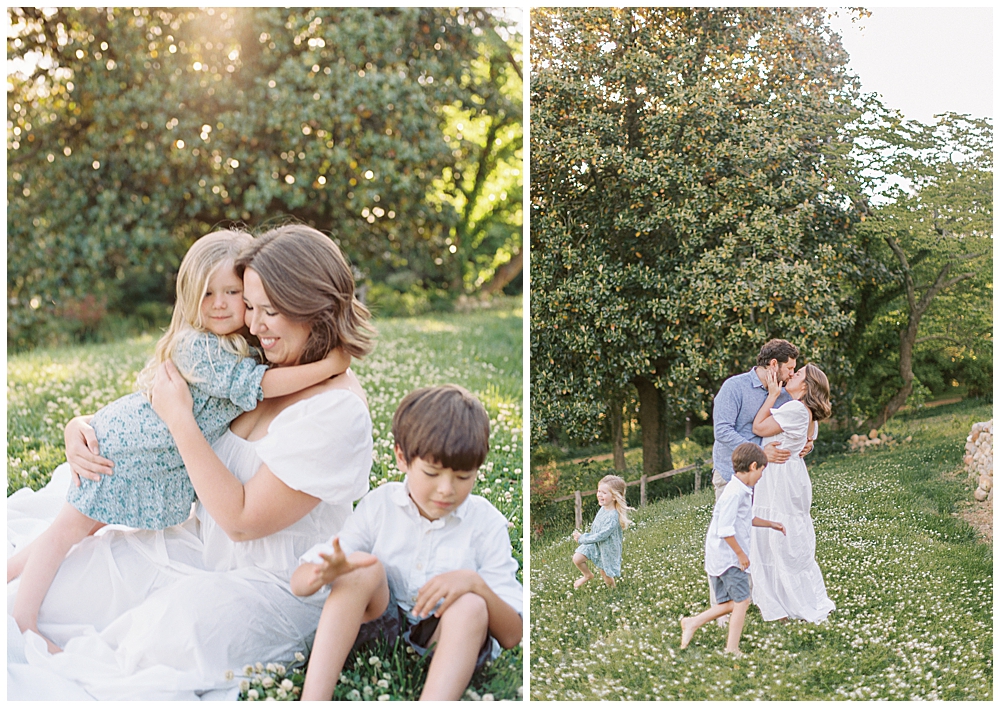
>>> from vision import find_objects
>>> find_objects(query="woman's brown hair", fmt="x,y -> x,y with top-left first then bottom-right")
235,224 -> 375,365
801,363 -> 832,422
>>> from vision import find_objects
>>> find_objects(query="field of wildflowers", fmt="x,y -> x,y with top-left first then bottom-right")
530,402 -> 992,700
6,303 -> 524,701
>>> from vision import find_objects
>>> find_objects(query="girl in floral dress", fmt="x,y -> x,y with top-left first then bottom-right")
572,475 -> 633,588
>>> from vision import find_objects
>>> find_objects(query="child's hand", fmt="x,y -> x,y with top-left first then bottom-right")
771,521 -> 786,535
315,537 -> 377,585
736,551 -> 750,571
412,569 -> 482,619
324,346 -> 351,377
572,529 -> 581,542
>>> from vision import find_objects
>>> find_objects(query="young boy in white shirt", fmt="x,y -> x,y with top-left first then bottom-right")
679,442 -> 785,656
292,384 -> 523,701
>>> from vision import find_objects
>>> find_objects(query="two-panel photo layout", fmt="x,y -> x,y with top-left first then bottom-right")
6,6 -> 992,702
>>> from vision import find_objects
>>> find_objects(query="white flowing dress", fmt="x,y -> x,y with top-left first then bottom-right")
7,388 -> 372,700
749,399 -> 835,623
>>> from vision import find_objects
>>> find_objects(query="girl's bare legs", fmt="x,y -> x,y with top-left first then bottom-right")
300,559 -> 389,701
679,600 -> 735,649
572,553 -> 594,588
419,592 -> 489,701
599,569 -> 616,588
8,517 -> 106,583
12,503 -> 103,653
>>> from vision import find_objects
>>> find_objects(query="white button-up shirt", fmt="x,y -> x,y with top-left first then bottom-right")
301,480 -> 523,620
704,474 -> 754,577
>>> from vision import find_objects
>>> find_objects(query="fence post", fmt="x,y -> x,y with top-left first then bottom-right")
640,475 -> 647,507
574,491 -> 583,529
694,466 -> 700,492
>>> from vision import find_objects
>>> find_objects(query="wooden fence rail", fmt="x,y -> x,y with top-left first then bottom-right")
551,460 -> 707,529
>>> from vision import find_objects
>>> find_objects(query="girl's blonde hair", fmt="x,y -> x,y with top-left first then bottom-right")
599,475 -> 634,530
136,230 -> 256,392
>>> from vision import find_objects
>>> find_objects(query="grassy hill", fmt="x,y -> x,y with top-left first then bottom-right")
529,401 -> 992,700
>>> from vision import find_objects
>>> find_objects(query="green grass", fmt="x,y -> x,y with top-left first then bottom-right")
530,402 -> 992,700
6,303 -> 523,701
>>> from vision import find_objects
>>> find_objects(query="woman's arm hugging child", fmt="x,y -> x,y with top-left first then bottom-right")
293,384 -> 523,701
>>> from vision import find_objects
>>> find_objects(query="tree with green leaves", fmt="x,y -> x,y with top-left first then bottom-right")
530,7 -> 860,472
841,103 -> 992,428
7,7 -> 522,349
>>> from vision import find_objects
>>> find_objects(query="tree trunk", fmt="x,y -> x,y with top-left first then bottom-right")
867,235 -> 976,430
635,377 -> 673,475
611,399 -> 626,471
481,249 -> 522,296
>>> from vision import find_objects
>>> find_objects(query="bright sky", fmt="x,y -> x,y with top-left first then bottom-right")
826,7 -> 993,124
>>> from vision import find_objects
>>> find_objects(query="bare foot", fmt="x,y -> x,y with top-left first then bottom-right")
679,617 -> 696,649
24,627 -> 63,654
724,648 -> 744,658
573,574 -> 593,589
599,571 -> 616,588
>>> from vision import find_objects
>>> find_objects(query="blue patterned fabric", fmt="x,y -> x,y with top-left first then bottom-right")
575,506 -> 624,577
66,332 -> 268,529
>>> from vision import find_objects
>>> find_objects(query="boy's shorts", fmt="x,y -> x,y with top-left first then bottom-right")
352,594 -> 495,669
710,566 -> 750,604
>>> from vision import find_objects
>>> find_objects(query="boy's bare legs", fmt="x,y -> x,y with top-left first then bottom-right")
301,559 -> 389,701
679,600 -> 735,649
724,599 -> 750,655
12,503 -> 102,653
419,592 -> 489,701
572,553 -> 594,588
598,569 -> 616,588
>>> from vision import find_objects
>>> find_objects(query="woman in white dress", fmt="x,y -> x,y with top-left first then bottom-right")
7,224 -> 376,700
748,363 -> 835,623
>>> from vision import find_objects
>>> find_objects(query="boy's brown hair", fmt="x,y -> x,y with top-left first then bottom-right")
732,442 -> 768,474
392,384 -> 490,471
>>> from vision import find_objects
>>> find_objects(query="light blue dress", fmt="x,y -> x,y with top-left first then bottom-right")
66,332 -> 268,529
575,506 -> 624,577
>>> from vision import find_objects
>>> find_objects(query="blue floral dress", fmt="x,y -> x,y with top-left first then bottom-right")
66,332 -> 268,529
575,506 -> 624,577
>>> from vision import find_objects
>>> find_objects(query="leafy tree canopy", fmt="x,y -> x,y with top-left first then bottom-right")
530,7 -> 860,450
8,7 -> 522,349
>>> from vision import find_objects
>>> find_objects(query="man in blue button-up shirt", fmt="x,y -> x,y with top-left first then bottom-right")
710,339 -> 806,500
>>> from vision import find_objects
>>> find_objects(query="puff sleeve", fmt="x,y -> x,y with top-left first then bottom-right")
172,332 -> 268,412
254,389 -> 372,505
771,399 -> 810,442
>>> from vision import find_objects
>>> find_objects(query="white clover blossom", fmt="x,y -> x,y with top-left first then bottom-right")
239,679 -> 250,692
349,689 -> 361,700
261,676 -> 274,689
377,695 -> 391,701
224,670 -> 234,681
276,688 -> 287,699
294,652 -> 305,662
377,679 -> 389,688
243,664 -> 254,676
247,689 -> 259,700
368,655 -> 382,667
280,678 -> 294,691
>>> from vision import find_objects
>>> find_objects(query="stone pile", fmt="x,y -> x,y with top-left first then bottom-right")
848,429 -> 911,452
965,420 -> 992,503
